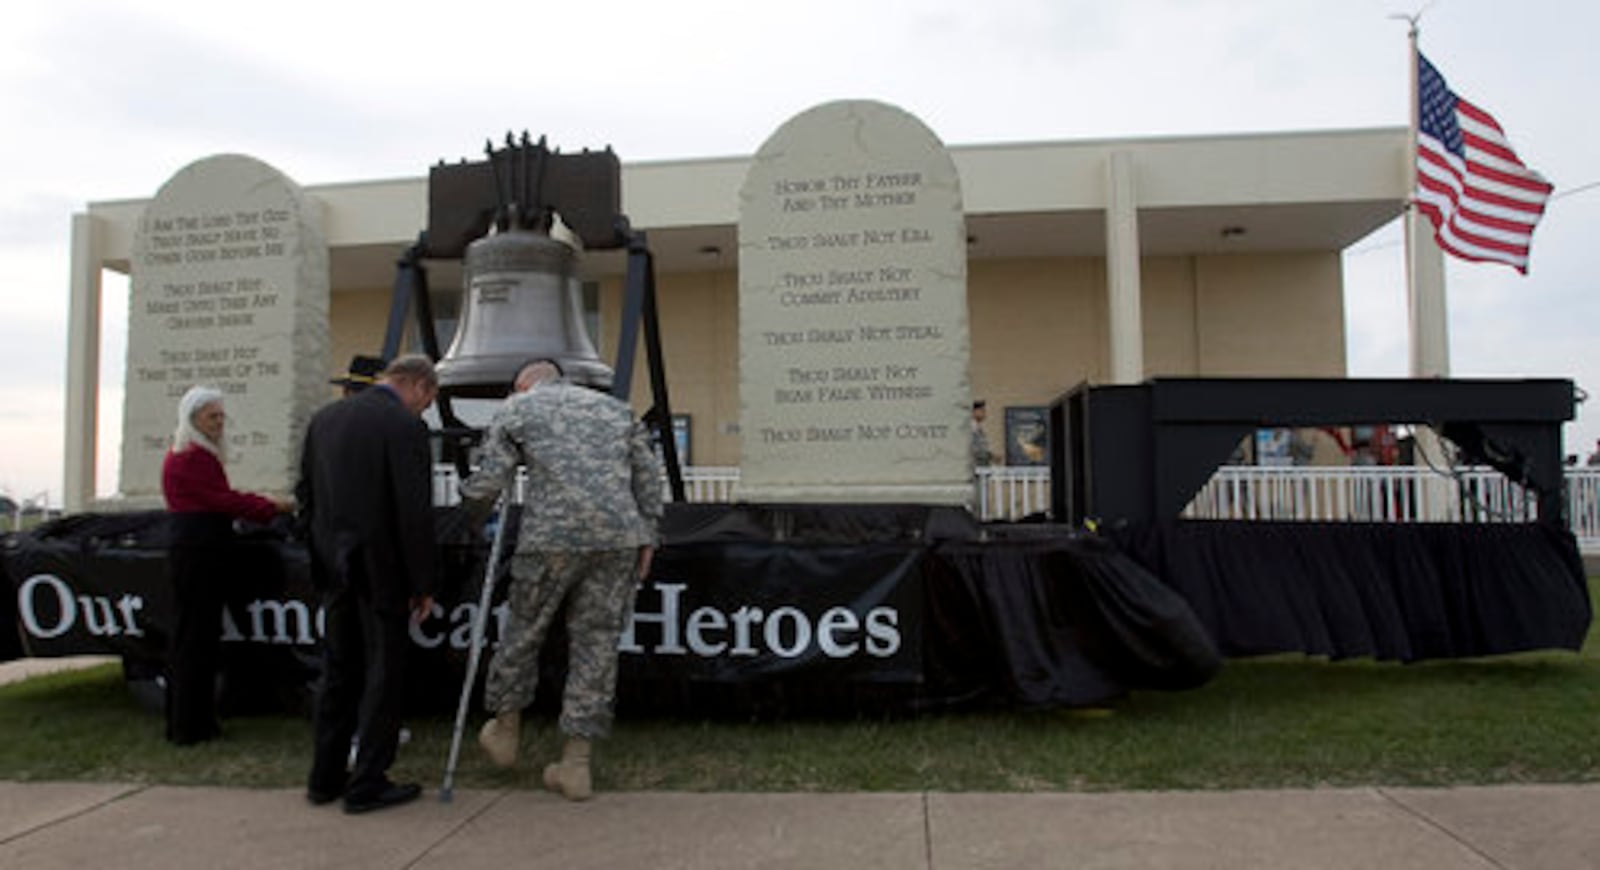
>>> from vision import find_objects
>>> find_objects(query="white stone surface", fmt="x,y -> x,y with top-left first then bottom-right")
737,100 -> 972,505
120,154 -> 329,500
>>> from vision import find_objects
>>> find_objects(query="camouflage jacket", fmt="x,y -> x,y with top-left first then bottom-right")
970,422 -> 993,467
461,380 -> 664,550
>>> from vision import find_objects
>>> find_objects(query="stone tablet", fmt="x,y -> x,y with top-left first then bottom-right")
737,100 -> 973,505
119,154 -> 329,502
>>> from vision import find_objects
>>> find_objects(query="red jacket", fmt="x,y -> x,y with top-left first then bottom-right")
161,445 -> 278,524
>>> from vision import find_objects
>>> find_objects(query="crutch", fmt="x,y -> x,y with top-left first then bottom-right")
440,495 -> 511,803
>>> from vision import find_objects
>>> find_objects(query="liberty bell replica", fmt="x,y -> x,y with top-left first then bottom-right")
434,134 -> 614,396
386,133 -> 683,498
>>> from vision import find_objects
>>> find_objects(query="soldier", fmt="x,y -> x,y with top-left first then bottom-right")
970,399 -> 995,467
456,358 -> 663,800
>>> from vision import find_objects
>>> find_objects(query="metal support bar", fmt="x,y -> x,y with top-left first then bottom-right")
382,234 -> 448,363
384,232 -> 473,473
380,237 -> 422,362
614,229 -> 685,502
613,234 -> 645,399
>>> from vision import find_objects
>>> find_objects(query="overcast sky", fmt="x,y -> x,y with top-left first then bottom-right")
1,0 -> 1595,507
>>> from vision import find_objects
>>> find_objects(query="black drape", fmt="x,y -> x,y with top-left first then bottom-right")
1109,520 -> 1591,661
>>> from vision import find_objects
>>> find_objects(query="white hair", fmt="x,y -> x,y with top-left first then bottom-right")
174,385 -> 225,459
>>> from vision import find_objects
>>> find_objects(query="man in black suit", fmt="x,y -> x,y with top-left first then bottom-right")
297,354 -> 438,814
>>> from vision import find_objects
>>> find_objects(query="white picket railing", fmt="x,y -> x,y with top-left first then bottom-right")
1180,466 -> 1538,523
433,465 -> 745,507
975,466 -> 1052,520
1568,469 -> 1600,547
432,464 -> 1047,517
432,464 -> 1600,551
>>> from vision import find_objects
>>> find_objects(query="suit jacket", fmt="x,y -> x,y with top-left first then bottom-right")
296,385 -> 436,612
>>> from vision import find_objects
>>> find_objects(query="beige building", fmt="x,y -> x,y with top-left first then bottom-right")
63,126 -> 1429,510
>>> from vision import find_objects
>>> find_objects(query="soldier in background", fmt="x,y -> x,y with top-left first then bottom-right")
971,399 -> 995,467
456,358 -> 663,801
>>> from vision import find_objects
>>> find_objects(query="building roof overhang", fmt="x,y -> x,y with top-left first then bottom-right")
84,126 -> 1409,288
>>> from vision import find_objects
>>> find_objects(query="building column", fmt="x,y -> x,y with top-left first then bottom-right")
1405,207 -> 1457,518
1105,150 -> 1144,384
1405,208 -> 1449,378
64,213 -> 102,512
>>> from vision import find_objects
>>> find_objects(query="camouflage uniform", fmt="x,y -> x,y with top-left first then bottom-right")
970,421 -> 994,467
460,379 -> 664,739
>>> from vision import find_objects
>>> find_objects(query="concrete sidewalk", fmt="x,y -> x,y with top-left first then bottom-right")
3,781 -> 1599,869
4,659 -> 1598,868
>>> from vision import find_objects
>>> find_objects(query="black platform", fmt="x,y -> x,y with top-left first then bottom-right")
1,503 -> 1223,718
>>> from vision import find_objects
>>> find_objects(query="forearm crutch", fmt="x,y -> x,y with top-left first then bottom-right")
440,496 -> 510,803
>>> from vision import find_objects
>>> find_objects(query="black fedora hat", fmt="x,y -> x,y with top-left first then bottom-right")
331,354 -> 387,390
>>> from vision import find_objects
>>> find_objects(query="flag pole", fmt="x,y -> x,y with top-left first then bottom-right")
1406,17 -> 1420,190
1396,10 -> 1457,511
1397,11 -> 1450,379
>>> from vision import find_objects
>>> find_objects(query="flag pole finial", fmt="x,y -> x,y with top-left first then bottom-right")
1387,1 -> 1434,38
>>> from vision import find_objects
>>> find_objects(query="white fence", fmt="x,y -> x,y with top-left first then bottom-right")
1181,466 -> 1538,523
975,467 -> 1052,520
1185,466 -> 1600,532
433,464 -> 1600,551
431,464 -> 1048,517
434,465 -> 745,507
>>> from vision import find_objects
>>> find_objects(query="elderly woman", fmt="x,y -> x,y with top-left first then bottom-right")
161,385 -> 291,745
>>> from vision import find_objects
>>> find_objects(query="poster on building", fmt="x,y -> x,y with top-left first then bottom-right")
1004,406 -> 1049,466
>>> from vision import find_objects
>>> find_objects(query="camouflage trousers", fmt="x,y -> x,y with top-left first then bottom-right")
483,548 -> 639,739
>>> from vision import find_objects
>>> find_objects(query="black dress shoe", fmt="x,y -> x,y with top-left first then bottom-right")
342,782 -> 421,814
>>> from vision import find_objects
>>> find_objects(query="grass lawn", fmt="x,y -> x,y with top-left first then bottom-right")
3,584 -> 1596,793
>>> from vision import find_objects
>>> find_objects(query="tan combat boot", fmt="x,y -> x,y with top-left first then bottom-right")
478,710 -> 521,768
542,737 -> 592,801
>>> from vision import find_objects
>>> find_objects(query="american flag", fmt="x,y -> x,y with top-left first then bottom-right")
1415,52 -> 1552,273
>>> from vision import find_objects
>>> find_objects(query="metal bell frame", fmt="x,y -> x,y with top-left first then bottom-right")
377,132 -> 685,502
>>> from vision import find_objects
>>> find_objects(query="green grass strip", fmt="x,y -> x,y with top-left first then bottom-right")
3,583 -> 1595,792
